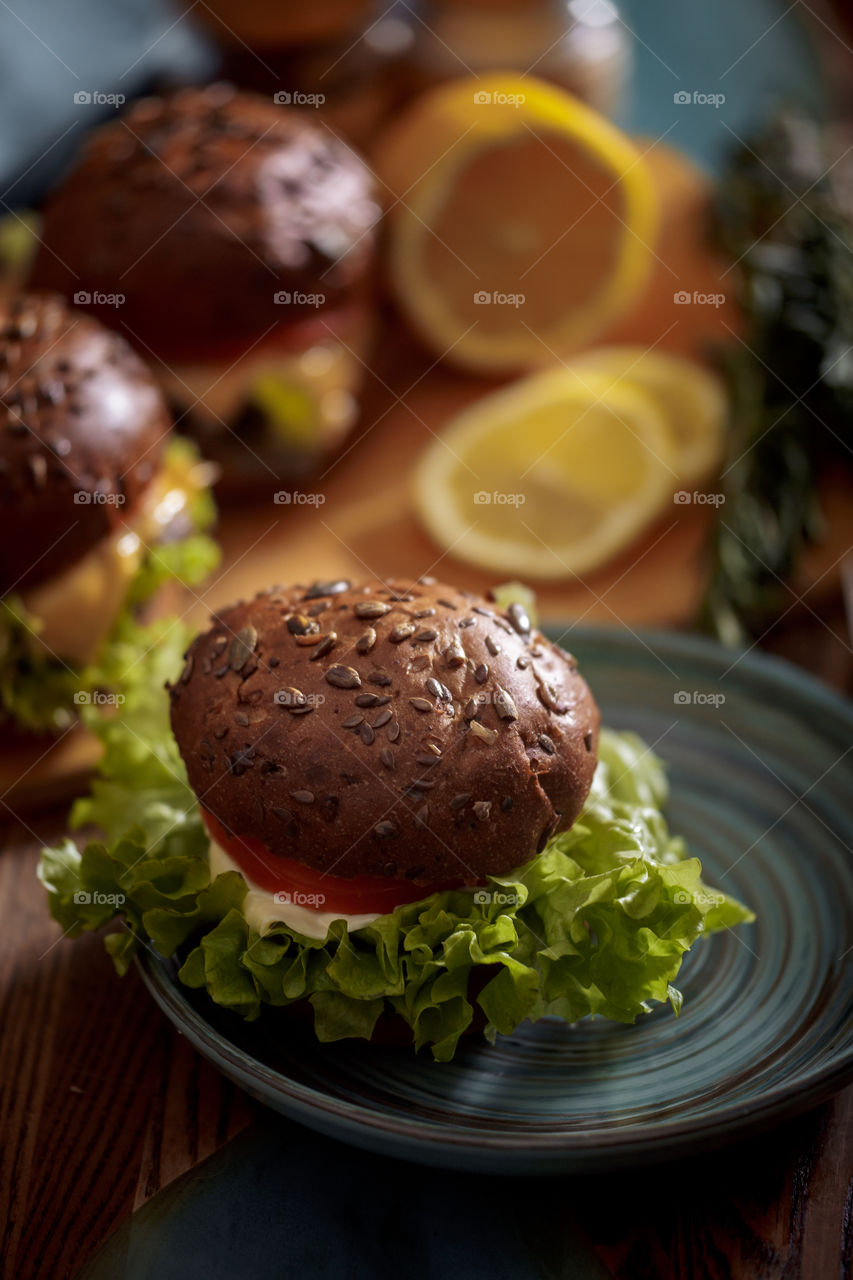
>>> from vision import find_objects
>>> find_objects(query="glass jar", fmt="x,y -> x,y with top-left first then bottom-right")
406,0 -> 629,118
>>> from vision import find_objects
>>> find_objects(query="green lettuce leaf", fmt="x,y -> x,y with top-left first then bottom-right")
38,632 -> 754,1060
0,436 -> 218,732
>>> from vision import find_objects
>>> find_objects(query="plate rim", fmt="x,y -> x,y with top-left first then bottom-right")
545,623 -> 853,733
137,626 -> 853,1168
137,947 -> 853,1167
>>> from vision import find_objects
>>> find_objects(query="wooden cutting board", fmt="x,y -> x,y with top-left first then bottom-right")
3,143 -> 850,810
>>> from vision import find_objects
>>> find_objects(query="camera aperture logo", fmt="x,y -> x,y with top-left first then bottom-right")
273,889 -> 326,908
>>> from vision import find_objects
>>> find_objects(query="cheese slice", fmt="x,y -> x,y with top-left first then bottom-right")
19,451 -> 204,666
21,530 -> 144,666
207,838 -> 382,941
160,339 -> 361,452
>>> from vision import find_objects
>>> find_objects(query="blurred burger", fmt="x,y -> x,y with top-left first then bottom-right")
29,85 -> 380,494
0,293 -> 217,735
41,573 -> 753,1058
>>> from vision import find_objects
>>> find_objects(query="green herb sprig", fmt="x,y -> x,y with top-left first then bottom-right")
702,114 -> 853,644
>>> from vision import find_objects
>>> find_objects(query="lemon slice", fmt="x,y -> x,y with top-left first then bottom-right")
413,368 -> 676,579
569,346 -> 728,485
374,74 -> 658,373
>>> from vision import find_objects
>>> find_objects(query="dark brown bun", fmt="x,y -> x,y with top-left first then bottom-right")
0,293 -> 170,594
169,579 -> 600,884
30,85 -> 380,361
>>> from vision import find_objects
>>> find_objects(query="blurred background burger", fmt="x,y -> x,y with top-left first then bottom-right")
30,86 -> 380,497
0,292 -> 217,735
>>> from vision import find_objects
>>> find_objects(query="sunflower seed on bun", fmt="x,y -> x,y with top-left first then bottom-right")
169,578 -> 600,884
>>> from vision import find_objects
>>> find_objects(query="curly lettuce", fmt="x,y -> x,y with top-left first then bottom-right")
38,628 -> 753,1061
0,437 -> 218,732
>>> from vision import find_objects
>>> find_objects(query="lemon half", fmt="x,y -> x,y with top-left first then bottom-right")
375,74 -> 659,373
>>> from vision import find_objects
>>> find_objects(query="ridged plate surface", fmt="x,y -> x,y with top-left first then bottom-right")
138,628 -> 853,1174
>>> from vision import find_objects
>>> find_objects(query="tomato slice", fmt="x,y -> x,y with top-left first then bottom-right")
202,811 -> 470,915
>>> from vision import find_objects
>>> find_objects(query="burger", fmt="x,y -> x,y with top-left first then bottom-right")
29,85 -> 381,495
40,577 -> 752,1059
0,292 -> 217,735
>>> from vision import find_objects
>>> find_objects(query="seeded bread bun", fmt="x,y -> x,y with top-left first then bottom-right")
0,293 -> 170,594
29,85 -> 380,361
169,579 -> 599,884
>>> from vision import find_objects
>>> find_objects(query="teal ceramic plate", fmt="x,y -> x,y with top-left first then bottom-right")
138,628 -> 853,1176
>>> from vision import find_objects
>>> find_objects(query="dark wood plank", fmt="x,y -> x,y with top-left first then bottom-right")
0,815 -> 254,1280
576,1091 -> 853,1279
